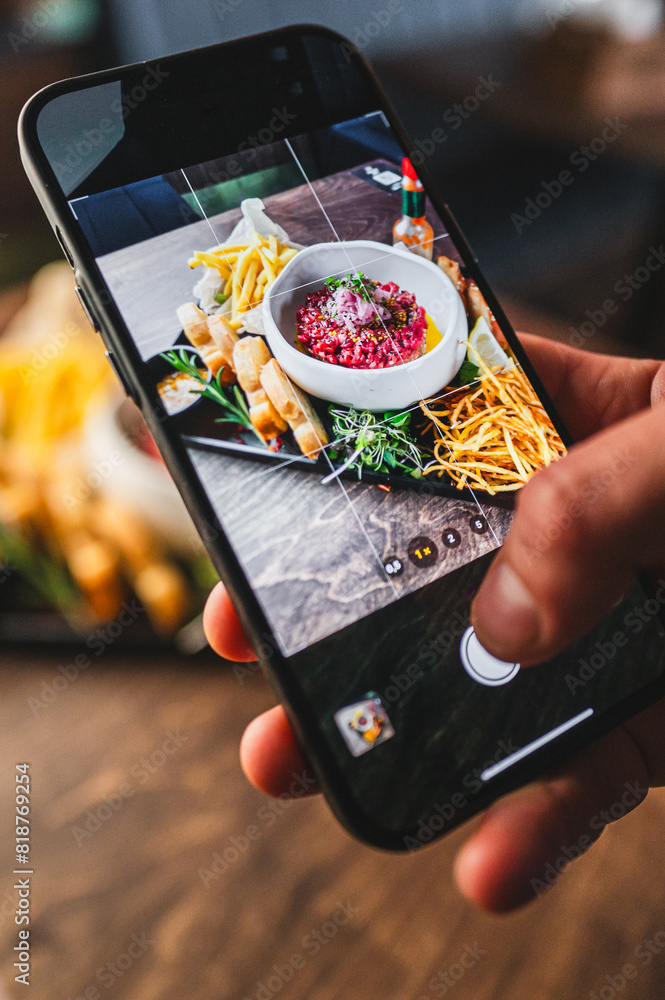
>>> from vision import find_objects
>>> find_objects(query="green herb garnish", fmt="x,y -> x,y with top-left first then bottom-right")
458,358 -> 480,387
325,271 -> 376,304
327,406 -> 426,479
160,348 -> 265,445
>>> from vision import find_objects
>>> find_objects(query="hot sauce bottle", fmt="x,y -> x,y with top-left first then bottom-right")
392,157 -> 434,260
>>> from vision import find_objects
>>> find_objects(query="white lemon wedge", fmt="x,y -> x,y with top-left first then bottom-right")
468,316 -> 513,373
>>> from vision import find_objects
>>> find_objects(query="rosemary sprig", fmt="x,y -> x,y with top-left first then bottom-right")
327,406 -> 426,479
160,348 -> 265,444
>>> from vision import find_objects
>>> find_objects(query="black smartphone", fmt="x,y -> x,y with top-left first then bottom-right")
19,25 -> 665,850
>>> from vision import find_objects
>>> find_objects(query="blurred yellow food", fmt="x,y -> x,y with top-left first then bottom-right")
0,262 -> 193,635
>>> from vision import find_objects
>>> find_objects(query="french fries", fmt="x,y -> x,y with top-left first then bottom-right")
0,263 -> 201,634
188,232 -> 298,329
421,346 -> 566,495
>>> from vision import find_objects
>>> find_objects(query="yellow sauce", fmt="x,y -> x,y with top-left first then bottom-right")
424,313 -> 442,353
158,369 -> 205,415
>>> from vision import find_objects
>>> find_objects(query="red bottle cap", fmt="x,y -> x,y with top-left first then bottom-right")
402,156 -> 419,181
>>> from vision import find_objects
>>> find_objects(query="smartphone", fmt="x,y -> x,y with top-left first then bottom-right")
19,25 -> 665,850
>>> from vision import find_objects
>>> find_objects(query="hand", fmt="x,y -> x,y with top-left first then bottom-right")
203,333 -> 665,912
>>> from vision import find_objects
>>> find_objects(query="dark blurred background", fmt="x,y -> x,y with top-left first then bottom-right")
4,0 -> 665,348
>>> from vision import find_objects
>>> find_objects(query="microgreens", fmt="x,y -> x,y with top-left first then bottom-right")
327,406 -> 426,479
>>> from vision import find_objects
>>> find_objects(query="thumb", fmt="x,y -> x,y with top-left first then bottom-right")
471,403 -> 665,665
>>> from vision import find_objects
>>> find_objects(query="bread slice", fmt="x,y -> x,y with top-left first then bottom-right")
233,336 -> 272,393
207,314 -> 238,385
232,336 -> 286,440
436,255 -> 465,297
260,358 -> 328,458
465,281 -> 502,338
177,302 -> 227,378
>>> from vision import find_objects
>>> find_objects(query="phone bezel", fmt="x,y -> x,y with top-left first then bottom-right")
18,23 -> 665,851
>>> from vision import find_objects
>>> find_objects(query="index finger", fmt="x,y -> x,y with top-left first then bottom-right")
203,581 -> 256,662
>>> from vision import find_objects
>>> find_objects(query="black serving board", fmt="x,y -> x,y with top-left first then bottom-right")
157,335 -> 516,512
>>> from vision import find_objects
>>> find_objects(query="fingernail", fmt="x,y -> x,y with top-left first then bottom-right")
472,562 -> 541,660
453,838 -> 484,901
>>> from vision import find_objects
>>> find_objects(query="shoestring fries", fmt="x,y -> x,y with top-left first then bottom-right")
420,345 -> 566,495
188,232 -> 298,329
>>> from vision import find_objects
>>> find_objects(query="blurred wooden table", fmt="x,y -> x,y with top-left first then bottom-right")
1,646 -> 665,999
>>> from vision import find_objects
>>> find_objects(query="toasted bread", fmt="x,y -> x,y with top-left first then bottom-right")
232,337 -> 286,439
207,314 -> 238,385
233,336 -> 272,393
436,255 -> 465,297
177,302 -> 227,378
260,358 -> 328,458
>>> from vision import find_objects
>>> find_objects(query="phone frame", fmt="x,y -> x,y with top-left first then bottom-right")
18,24 -> 665,850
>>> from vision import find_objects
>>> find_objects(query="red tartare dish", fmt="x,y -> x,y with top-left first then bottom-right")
295,272 -> 427,369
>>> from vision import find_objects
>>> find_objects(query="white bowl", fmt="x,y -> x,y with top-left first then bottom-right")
262,240 -> 468,412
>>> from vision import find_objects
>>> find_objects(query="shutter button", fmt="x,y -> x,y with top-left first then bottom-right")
460,627 -> 520,686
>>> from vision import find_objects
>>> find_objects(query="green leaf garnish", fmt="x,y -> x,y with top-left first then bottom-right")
160,348 -> 265,445
458,359 -> 480,386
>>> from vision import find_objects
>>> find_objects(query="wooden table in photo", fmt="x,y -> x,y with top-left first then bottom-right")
2,646 -> 665,1000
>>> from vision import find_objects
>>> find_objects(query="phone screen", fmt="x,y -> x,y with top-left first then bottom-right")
29,35 -> 665,845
